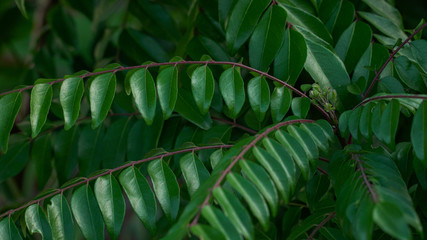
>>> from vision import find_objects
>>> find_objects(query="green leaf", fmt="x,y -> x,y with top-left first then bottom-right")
118,166 -> 157,234
270,87 -> 292,123
281,4 -> 333,44
14,0 -> 27,18
213,187 -> 254,239
0,92 -> 22,153
89,73 -> 116,128
219,67 -> 245,119
201,205 -> 242,240
358,11 -> 406,41
226,0 -> 270,54
248,76 -> 270,122
318,0 -> 355,40
94,175 -> 125,240
348,106 -> 362,142
227,173 -> 270,231
249,5 -> 287,71
191,65 -> 215,115
373,201 -> 410,240
157,66 -> 178,119
0,217 -> 22,240
394,56 -> 427,92
191,224 -> 226,240
274,28 -> 307,86
291,97 -> 310,118
53,127 -> 79,184
60,77 -> 84,130
275,130 -> 310,180
25,204 -> 53,240
378,99 -> 400,148
361,0 -> 403,28
47,195 -> 74,240
359,103 -> 374,140
334,21 -> 372,73
30,83 -> 52,137
287,125 -> 319,164
304,39 -> 352,110
180,152 -> 210,196
174,89 -> 212,130
253,146 -> 295,203
47,5 -> 77,47
148,159 -> 180,221
131,68 -> 157,125
411,100 -> 427,165
71,185 -> 104,240
300,123 -> 329,152
78,124 -> 104,176
287,211 -> 332,240
0,141 -> 30,183
371,102 -> 386,138
411,40 -> 427,74
240,160 -> 279,217
32,134 -> 52,189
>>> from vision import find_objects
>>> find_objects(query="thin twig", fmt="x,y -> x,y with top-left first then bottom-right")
353,94 -> 427,110
307,212 -> 336,239
211,116 -> 257,134
354,154 -> 378,203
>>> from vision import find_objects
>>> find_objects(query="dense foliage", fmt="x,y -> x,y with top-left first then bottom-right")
0,0 -> 427,239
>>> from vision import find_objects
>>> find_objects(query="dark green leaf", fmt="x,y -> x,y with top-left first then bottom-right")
394,56 -> 427,92
78,124 -> 104,176
291,97 -> 310,118
248,76 -> 270,122
0,141 -> 30,183
47,5 -> 77,47
71,185 -> 104,240
411,100 -> 427,165
411,40 -> 427,73
14,0 -> 27,18
157,66 -> 178,119
32,134 -> 52,189
270,87 -> 292,123
227,173 -> 270,231
94,175 -> 125,240
361,0 -> 403,28
348,106 -> 362,142
213,187 -> 254,239
30,83 -> 52,137
359,103 -> 374,140
53,127 -> 79,184
0,92 -> 22,153
274,28 -> 307,86
60,77 -> 84,130
318,0 -> 355,40
131,68 -> 157,125
373,201 -> 410,240
148,159 -> 180,221
89,73 -> 116,128
249,5 -> 287,71
378,99 -> 400,148
201,205 -> 242,240
25,204 -> 53,240
47,195 -> 74,240
191,65 -> 215,115
0,217 -> 22,240
226,0 -> 270,54
219,67 -> 245,119
191,224 -> 226,240
358,11 -> 406,41
180,152 -> 210,196
175,89 -> 212,130
119,166 -> 157,234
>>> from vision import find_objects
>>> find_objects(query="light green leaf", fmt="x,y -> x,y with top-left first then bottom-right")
174,89 -> 212,130
0,141 -> 30,183
213,187 -> 254,239
280,4 -> 333,44
358,11 -> 406,41
191,224 -> 226,240
71,185 -> 104,240
94,175 -> 125,240
378,99 -> 400,148
60,77 -> 84,130
30,83 -> 52,137
249,5 -> 287,71
47,195 -> 74,240
226,0 -> 270,54
0,92 -> 22,153
148,159 -> 180,221
180,152 -> 210,196
25,204 -> 53,240
373,201 -> 410,240
287,125 -> 318,164
240,160 -> 279,216
227,173 -> 270,231
119,166 -> 157,234
291,97 -> 310,118
361,0 -> 403,28
334,21 -> 372,73
201,205 -> 242,240
304,39 -> 352,110
271,87 -> 292,123
0,217 -> 22,240
248,76 -> 270,122
253,146 -> 295,203
131,68 -> 157,125
191,65 -> 215,115
219,67 -> 245,119
274,28 -> 307,86
275,130 -> 310,180
411,100 -> 427,165
316,119 -> 334,141
89,73 -> 116,128
157,66 -> 178,119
